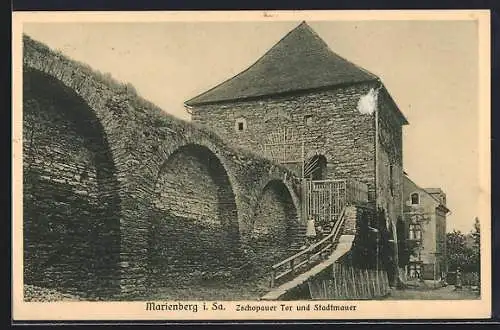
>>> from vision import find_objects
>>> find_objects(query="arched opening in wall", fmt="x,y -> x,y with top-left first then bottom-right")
304,155 -> 327,180
22,68 -> 121,298
251,180 -> 300,272
150,144 -> 240,286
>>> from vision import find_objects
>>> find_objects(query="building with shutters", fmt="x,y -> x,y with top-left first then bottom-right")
402,174 -> 450,281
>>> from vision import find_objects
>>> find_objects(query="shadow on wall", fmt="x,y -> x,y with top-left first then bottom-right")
337,207 -> 397,285
149,143 -> 243,286
249,179 -> 301,273
22,66 -> 305,296
147,166 -> 302,287
23,68 -> 121,298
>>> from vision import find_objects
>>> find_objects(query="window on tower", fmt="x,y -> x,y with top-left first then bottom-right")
304,114 -> 313,126
235,117 -> 247,132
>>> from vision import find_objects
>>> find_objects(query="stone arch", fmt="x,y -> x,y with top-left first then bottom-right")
304,148 -> 328,161
304,154 -> 328,180
250,179 -> 301,268
148,142 -> 241,285
22,67 -> 122,297
256,167 -> 302,222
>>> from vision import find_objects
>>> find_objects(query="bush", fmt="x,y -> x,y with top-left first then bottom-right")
461,272 -> 480,287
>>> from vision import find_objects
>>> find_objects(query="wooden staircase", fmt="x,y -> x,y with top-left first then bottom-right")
268,207 -> 348,288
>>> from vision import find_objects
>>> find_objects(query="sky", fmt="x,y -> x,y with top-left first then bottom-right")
22,19 -> 482,233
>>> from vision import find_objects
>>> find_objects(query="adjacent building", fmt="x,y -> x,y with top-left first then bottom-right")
403,174 -> 450,281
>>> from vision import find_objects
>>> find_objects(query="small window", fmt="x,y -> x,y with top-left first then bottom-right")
411,193 -> 419,205
235,117 -> 247,132
408,263 -> 422,279
304,114 -> 313,126
409,224 -> 422,240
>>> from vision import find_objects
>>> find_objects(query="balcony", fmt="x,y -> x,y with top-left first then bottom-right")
302,178 -> 369,225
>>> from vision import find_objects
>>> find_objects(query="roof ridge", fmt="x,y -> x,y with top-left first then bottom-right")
185,21 -> 379,106
185,22 -> 306,106
301,22 -> 379,80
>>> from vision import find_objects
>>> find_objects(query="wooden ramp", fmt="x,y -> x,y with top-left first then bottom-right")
260,234 -> 355,301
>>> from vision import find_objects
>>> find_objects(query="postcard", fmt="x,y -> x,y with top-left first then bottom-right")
12,10 -> 491,321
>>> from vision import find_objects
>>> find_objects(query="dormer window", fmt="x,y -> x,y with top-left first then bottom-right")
235,117 -> 247,132
411,193 -> 419,205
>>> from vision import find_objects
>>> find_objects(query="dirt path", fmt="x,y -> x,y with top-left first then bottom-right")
385,285 -> 480,300
24,285 -> 83,302
138,278 -> 271,301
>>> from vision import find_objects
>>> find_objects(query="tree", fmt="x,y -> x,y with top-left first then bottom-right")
446,230 -> 469,271
471,217 -> 480,248
469,217 -> 481,275
446,217 -> 481,274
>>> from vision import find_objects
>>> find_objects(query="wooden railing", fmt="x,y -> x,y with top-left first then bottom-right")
269,207 -> 347,288
303,179 -> 368,229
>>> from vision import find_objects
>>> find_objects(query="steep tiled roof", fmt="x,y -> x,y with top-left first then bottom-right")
185,21 -> 379,106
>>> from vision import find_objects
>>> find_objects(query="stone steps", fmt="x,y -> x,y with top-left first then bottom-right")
288,218 -> 307,252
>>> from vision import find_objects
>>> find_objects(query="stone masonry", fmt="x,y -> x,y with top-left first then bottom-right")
22,35 -> 304,299
191,83 -> 379,199
186,22 -> 409,284
22,21 -> 409,298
